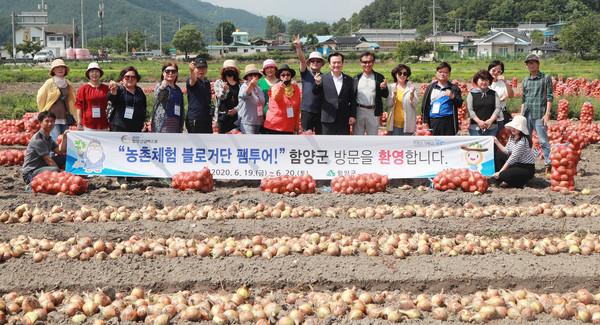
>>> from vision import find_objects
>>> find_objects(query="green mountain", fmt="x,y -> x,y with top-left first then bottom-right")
330,0 -> 600,37
0,0 -> 266,45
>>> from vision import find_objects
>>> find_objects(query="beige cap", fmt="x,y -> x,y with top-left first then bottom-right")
243,64 -> 262,79
49,59 -> 70,77
220,59 -> 240,74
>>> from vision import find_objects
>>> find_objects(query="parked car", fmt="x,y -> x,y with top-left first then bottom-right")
33,50 -> 55,63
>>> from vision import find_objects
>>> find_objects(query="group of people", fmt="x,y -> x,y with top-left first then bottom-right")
461,54 -> 553,188
23,50 -> 553,189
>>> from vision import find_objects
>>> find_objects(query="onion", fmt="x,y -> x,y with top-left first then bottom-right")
577,289 -> 594,304
288,309 -> 304,324
154,314 -> 170,325
71,314 -> 86,324
120,306 -> 137,321
432,307 -> 448,320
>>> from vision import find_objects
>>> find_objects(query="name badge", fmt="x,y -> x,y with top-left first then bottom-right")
286,107 -> 294,118
124,106 -> 134,119
431,101 -> 441,115
92,107 -> 101,118
257,105 -> 263,117
174,104 -> 181,116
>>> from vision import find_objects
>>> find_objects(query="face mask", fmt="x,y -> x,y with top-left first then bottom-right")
283,80 -> 291,86
224,70 -> 236,77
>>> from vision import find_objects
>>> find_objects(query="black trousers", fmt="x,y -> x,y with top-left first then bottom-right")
301,110 -> 322,135
186,119 -> 213,134
217,113 -> 238,134
430,116 -> 457,135
495,150 -> 535,188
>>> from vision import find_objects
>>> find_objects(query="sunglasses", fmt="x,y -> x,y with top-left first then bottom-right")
123,75 -> 136,80
491,68 -> 503,74
361,60 -> 374,64
164,69 -> 178,74
397,71 -> 409,77
280,73 -> 292,77
308,60 -> 322,64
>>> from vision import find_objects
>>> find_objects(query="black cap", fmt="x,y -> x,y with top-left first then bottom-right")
194,58 -> 208,68
276,63 -> 296,78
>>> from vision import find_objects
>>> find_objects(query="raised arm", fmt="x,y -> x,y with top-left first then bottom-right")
293,35 -> 307,73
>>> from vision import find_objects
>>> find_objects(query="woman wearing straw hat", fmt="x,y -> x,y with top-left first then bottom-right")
36,59 -> 77,141
263,64 -> 301,134
492,115 -> 536,188
258,59 -> 278,117
75,62 -> 110,131
214,59 -> 241,133
236,64 -> 265,134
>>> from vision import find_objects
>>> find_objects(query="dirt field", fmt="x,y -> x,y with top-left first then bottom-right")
0,136 -> 600,324
2,82 -> 600,323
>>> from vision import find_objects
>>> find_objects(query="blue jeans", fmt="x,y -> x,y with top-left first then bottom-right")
525,112 -> 551,166
50,123 -> 70,142
468,128 -> 498,136
389,127 -> 410,135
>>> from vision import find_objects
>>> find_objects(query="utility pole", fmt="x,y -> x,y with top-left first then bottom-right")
144,29 -> 147,51
72,18 -> 75,49
126,28 -> 128,53
38,0 -> 47,47
81,0 -> 84,48
11,12 -> 16,58
431,0 -> 439,61
399,0 -> 403,45
98,3 -> 104,56
221,24 -> 224,56
159,16 -> 162,55
178,18 -> 181,31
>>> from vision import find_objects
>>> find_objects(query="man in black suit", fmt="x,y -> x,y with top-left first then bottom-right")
352,52 -> 389,135
312,52 -> 356,135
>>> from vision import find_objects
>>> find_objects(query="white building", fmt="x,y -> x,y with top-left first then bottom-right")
473,31 -> 533,58
425,32 -> 467,52
207,30 -> 268,57
353,28 -> 417,51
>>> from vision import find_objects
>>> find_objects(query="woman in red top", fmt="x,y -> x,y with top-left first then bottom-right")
75,62 -> 110,130
263,64 -> 301,134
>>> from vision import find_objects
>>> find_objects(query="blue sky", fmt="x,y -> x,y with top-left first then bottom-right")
199,0 -> 375,23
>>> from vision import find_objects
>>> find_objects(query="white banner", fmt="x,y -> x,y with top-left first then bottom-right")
65,132 -> 495,179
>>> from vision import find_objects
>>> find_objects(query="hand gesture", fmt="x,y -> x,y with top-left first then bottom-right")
109,80 -> 117,90
314,72 -> 322,84
189,61 -> 196,71
444,89 -> 453,99
410,85 -> 416,96
223,82 -> 229,92
249,75 -> 259,87
380,78 -> 388,89
497,75 -> 506,82
293,34 -> 301,48
160,80 -> 168,89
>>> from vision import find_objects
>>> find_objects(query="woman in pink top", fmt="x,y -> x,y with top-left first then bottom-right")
263,64 -> 301,134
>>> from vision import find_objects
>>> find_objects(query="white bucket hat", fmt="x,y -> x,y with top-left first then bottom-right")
505,115 -> 528,135
85,62 -> 104,78
308,51 -> 325,63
